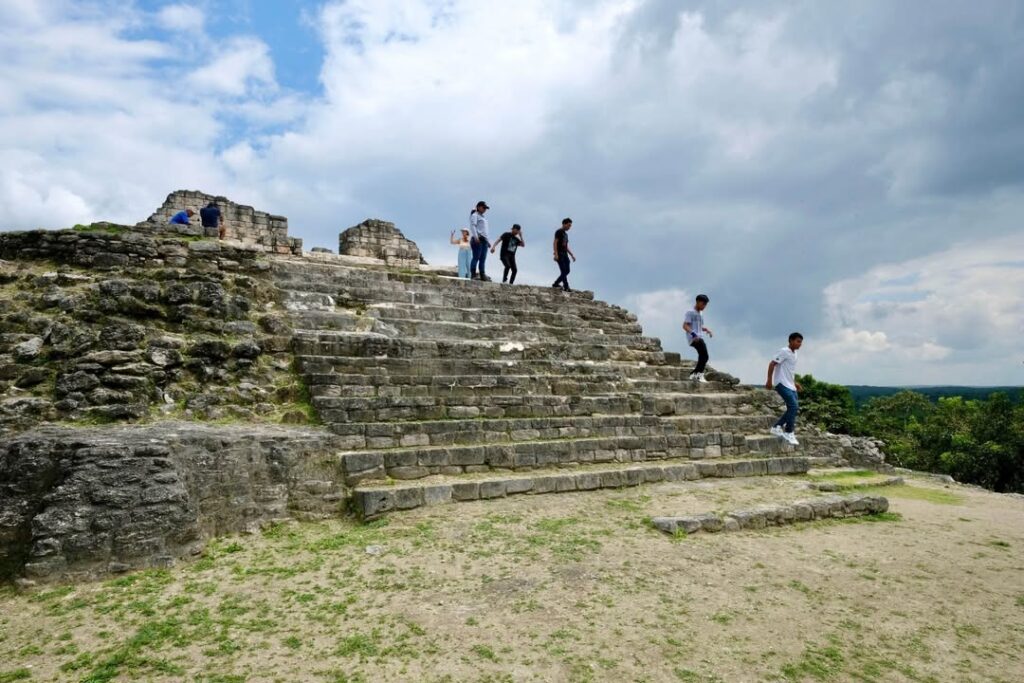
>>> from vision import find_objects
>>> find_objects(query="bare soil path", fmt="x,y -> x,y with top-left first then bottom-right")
2,473 -> 1022,682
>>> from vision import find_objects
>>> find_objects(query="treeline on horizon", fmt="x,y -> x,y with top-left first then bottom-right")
798,375 -> 1024,494
847,384 -> 1024,405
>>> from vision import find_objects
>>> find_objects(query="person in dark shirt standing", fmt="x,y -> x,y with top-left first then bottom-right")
199,201 -> 224,239
491,224 -> 524,284
551,217 -> 575,291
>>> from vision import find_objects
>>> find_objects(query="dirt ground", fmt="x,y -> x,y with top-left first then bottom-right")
1,472 -> 1023,683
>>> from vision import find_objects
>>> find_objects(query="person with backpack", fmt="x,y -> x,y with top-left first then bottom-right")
683,294 -> 713,382
469,201 -> 491,281
491,224 -> 525,284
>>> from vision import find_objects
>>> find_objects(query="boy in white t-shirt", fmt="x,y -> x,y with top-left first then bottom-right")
765,332 -> 803,445
682,294 -> 713,382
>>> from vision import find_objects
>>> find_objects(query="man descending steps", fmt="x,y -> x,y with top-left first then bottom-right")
683,294 -> 713,382
767,332 -> 803,446
551,217 -> 576,291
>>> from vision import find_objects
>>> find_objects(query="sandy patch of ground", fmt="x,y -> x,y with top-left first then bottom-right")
1,472 -> 1022,682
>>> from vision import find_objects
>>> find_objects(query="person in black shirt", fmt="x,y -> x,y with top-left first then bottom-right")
199,201 -> 224,239
491,224 -> 525,284
551,217 -> 575,291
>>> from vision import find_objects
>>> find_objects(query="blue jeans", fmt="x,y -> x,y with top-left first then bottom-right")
470,237 -> 489,277
457,248 -> 471,278
774,384 -> 799,433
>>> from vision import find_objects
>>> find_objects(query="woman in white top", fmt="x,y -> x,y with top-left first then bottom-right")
450,228 -> 471,278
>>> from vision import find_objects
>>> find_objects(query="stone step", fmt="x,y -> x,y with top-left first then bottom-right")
357,302 -> 645,334
351,455 -> 811,519
295,354 -> 733,385
273,262 -> 603,306
296,355 -> 690,379
273,278 -> 635,324
276,259 -> 596,297
327,414 -> 757,452
304,372 -> 732,399
338,432 -> 772,485
351,316 -> 662,349
292,330 -> 669,364
313,392 -> 638,423
311,388 -> 761,423
745,434 -> 800,455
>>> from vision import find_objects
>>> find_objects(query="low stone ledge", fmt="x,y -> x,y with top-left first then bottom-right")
650,494 -> 890,536
0,422 -> 340,583
808,476 -> 903,492
353,456 -> 810,519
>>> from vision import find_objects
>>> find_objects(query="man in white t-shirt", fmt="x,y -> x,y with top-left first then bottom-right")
765,332 -> 803,445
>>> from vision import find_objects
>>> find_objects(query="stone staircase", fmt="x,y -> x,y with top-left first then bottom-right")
272,257 -> 812,519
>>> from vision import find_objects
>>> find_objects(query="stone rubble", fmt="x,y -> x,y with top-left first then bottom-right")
651,494 -> 890,535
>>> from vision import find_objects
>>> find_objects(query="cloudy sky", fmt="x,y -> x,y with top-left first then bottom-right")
3,0 -> 1023,386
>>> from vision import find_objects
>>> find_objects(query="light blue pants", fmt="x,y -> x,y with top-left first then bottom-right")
457,248 -> 471,278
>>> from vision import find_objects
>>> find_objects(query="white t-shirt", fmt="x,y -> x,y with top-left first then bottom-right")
469,212 -> 489,241
771,346 -> 798,391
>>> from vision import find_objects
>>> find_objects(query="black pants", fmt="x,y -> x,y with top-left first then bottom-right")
500,252 -> 517,283
691,338 -> 709,374
553,253 -> 571,290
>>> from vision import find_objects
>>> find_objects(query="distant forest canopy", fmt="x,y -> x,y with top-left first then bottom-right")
847,385 -> 1024,405
797,375 -> 1024,494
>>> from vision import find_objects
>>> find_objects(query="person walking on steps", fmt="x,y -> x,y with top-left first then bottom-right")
766,332 -> 804,446
683,294 -> 713,382
450,228 -> 472,278
492,224 -> 524,284
551,217 -> 575,291
469,201 -> 491,281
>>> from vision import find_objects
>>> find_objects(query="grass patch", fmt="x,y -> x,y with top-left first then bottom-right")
471,644 -> 499,662
0,670 -> 32,683
859,485 -> 963,505
781,643 -> 845,681
72,223 -> 129,235
808,470 -> 877,481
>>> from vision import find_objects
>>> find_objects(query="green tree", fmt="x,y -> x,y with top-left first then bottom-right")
856,391 -> 934,469
795,374 -> 856,434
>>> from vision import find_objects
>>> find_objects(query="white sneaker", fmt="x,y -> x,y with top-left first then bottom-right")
769,426 -> 784,437
782,432 -> 799,446
688,372 -> 700,381
697,373 -> 709,383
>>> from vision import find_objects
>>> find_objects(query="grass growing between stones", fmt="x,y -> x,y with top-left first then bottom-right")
1,476 -> 1022,681
860,484 -> 964,505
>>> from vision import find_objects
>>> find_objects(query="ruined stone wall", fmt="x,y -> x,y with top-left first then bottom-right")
0,226 -> 313,436
0,424 -> 340,582
339,219 -> 425,266
140,190 -> 303,255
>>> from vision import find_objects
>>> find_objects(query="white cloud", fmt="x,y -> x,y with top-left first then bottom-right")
1,0 -> 1022,390
156,4 -> 205,33
187,38 -> 276,96
809,233 -> 1024,384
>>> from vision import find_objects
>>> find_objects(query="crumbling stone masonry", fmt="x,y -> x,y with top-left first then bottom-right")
338,219 -> 425,266
140,189 -> 303,255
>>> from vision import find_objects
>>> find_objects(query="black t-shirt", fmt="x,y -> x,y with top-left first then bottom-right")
554,228 -> 569,256
199,205 -> 221,228
498,232 -> 522,255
